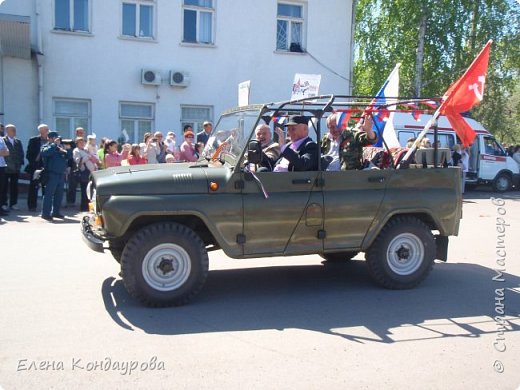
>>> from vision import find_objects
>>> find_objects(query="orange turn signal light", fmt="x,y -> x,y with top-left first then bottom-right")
95,215 -> 104,226
209,182 -> 219,191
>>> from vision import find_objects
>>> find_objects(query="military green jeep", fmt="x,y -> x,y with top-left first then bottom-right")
81,95 -> 462,307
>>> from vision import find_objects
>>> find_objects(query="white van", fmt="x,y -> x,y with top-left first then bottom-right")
392,112 -> 519,192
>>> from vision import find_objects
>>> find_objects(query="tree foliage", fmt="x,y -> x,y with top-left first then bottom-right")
353,0 -> 520,143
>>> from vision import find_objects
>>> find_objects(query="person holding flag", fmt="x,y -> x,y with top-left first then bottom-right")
322,112 -> 377,171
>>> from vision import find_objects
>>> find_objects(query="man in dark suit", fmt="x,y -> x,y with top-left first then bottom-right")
196,121 -> 212,145
26,124 -> 49,211
273,115 -> 319,172
1,124 -> 24,211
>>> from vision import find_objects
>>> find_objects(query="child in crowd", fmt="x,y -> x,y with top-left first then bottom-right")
104,140 -> 130,168
86,134 -> 101,168
97,137 -> 108,169
127,144 -> 147,165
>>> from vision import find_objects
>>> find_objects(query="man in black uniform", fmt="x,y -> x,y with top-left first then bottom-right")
25,124 -> 49,211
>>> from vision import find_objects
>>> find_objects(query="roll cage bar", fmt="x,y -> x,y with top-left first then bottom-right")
231,94 -> 443,170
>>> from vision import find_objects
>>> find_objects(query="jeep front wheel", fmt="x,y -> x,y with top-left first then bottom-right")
121,222 -> 209,307
366,217 -> 435,289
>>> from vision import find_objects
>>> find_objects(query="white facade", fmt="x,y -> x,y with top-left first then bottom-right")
0,0 -> 354,146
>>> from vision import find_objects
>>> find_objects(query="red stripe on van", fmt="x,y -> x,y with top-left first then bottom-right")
481,155 -> 506,162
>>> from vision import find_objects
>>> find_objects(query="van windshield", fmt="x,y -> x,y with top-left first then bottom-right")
483,136 -> 506,156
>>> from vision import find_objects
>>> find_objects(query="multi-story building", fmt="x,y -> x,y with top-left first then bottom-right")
0,0 -> 355,145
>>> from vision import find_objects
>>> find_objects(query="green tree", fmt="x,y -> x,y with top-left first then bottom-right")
354,0 -> 520,142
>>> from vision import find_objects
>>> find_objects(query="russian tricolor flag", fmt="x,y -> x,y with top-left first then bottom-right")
336,111 -> 352,129
370,63 -> 401,148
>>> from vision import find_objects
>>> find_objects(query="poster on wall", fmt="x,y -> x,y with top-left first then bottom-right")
291,74 -> 321,101
238,80 -> 251,107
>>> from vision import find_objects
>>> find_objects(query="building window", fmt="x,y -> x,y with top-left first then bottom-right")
54,0 -> 90,32
122,1 -> 155,38
181,105 -> 213,133
120,102 -> 154,143
54,98 -> 91,138
183,0 -> 214,44
276,3 -> 305,52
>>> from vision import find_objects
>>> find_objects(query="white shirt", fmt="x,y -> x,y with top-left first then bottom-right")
461,150 -> 470,172
273,137 -> 307,172
324,135 -> 340,171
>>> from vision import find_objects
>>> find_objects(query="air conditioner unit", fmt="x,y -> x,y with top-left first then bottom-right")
169,71 -> 190,87
141,69 -> 162,85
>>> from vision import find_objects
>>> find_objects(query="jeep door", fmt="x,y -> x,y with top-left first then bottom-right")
241,171 -> 323,256
321,169 -> 391,250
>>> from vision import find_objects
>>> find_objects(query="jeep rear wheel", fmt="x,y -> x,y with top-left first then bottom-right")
366,216 -> 435,289
121,222 -> 209,307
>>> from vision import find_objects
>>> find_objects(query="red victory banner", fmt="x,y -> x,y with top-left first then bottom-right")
439,40 -> 492,146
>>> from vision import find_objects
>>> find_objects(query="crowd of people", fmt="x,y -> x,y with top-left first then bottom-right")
0,121 -> 214,222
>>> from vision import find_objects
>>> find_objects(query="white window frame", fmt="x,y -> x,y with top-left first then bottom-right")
121,0 -> 156,39
119,101 -> 155,143
180,105 -> 213,133
54,0 -> 91,33
276,2 -> 306,52
182,0 -> 215,45
53,98 -> 91,138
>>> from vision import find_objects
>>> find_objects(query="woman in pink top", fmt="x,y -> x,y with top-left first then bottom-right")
179,131 -> 198,162
127,144 -> 147,165
104,140 -> 129,168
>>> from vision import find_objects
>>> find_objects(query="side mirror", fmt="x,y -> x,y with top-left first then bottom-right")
247,140 -> 262,165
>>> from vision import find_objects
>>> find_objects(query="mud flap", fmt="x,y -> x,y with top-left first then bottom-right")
435,235 -> 449,261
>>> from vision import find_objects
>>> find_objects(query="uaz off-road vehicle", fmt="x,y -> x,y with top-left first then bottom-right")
82,95 -> 462,307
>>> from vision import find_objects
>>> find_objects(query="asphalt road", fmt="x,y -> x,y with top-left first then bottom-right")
1,189 -> 519,389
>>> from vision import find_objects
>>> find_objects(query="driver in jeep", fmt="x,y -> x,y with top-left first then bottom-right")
273,115 -> 319,172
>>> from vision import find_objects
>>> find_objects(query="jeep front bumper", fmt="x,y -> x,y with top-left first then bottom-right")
81,215 -> 105,253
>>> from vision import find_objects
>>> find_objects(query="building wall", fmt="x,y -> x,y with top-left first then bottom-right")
2,56 -> 39,143
1,0 -> 353,146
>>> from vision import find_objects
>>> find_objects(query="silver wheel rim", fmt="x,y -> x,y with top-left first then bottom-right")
496,176 -> 509,191
142,243 -> 192,291
387,233 -> 424,275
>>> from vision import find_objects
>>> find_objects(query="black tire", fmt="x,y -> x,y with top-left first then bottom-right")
110,248 -> 122,263
493,173 -> 512,193
366,216 -> 435,289
109,240 -> 125,263
121,222 -> 209,307
320,251 -> 359,263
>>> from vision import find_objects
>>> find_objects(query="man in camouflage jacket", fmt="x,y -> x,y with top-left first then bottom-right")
321,114 -> 377,170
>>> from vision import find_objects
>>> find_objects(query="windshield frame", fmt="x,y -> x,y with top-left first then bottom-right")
200,104 -> 266,169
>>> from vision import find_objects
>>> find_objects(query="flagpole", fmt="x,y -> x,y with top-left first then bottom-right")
397,107 -> 442,169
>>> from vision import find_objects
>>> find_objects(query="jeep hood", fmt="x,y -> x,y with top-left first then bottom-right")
91,163 -> 229,196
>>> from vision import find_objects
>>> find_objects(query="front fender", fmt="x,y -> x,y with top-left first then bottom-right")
101,194 -> 243,257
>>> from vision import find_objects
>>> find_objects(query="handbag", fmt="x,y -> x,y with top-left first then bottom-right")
74,167 -> 90,183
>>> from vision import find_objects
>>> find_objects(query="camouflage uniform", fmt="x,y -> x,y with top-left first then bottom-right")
336,128 -> 377,170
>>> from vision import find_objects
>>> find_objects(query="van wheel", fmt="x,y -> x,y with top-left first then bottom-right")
493,173 -> 512,192
366,216 -> 435,289
121,222 -> 209,307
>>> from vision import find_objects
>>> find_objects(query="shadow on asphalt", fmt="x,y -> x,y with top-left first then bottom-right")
462,187 -> 520,201
101,260 -> 520,343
